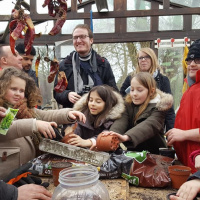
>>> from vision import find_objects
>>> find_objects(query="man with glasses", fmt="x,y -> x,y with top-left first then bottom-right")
53,24 -> 118,108
166,39 -> 200,174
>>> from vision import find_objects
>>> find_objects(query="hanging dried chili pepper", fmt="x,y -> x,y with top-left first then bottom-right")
42,0 -> 67,35
47,58 -> 59,83
35,49 -> 40,77
9,7 -> 36,56
54,71 -> 68,93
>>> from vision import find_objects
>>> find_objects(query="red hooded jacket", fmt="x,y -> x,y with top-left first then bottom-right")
174,70 -> 200,173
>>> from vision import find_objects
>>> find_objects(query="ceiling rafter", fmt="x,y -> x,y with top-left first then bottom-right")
0,0 -> 199,45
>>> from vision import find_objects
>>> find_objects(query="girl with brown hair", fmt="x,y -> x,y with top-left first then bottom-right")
63,85 -> 125,149
107,72 -> 173,154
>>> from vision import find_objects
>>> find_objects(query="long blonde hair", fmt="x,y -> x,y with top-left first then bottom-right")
126,72 -> 157,122
136,47 -> 162,75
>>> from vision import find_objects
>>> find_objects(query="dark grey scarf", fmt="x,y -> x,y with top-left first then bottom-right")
72,49 -> 98,93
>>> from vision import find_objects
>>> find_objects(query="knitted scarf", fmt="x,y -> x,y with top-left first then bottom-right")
72,49 -> 102,93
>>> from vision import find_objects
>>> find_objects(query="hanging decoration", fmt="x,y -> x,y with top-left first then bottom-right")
42,0 -> 82,36
9,5 -> 36,55
35,49 -> 41,78
155,37 -> 190,48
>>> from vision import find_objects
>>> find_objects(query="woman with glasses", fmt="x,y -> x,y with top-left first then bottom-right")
120,47 -> 175,132
53,24 -> 118,109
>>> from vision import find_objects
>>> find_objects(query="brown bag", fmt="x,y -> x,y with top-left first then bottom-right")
0,147 -> 20,180
122,152 -> 174,188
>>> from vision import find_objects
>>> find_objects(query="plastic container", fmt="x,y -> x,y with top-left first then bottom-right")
168,165 -> 191,189
51,162 -> 73,186
52,165 -> 110,200
96,133 -> 119,151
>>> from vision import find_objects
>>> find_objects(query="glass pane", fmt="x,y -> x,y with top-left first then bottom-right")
33,45 -> 55,107
0,22 -> 8,30
61,20 -> 84,34
127,17 -> 150,32
60,45 -> 74,59
34,21 -> 54,35
170,0 -> 200,7
192,15 -> 200,29
93,19 -> 114,33
159,15 -> 183,31
37,0 -> 48,14
0,0 -> 30,15
127,0 -> 151,10
158,47 -> 184,110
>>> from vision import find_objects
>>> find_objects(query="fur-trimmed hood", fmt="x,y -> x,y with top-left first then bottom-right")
154,89 -> 173,111
126,89 -> 173,111
73,91 -> 125,120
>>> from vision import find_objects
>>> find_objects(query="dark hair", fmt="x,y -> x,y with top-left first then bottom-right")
82,85 -> 118,127
15,43 -> 36,56
0,67 -> 42,108
72,24 -> 93,39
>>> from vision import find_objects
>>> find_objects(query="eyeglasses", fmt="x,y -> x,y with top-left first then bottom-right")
72,35 -> 89,40
185,58 -> 200,65
138,56 -> 151,61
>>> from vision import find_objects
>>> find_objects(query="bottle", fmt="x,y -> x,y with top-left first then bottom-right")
52,165 -> 110,200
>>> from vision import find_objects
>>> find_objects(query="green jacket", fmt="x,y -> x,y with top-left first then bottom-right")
110,90 -> 173,154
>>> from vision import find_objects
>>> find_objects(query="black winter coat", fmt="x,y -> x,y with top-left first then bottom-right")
120,71 -> 175,132
54,50 -> 118,108
0,181 -> 18,200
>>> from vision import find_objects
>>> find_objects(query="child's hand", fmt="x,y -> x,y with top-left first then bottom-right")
169,179 -> 200,200
165,128 -> 186,146
68,111 -> 86,123
195,155 -> 200,170
101,131 -> 130,142
0,107 -> 6,121
68,134 -> 92,148
36,120 -> 57,139
90,143 -> 97,151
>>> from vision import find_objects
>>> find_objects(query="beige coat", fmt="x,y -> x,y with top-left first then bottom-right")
0,108 -> 73,180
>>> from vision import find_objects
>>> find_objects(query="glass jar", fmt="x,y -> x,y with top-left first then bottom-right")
52,165 -> 110,200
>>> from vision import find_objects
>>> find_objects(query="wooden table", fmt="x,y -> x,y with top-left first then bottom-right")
42,177 -> 177,200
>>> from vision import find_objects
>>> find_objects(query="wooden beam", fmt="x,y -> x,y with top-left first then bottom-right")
1,7 -> 200,21
163,0 -> 170,9
114,0 -> 127,34
4,29 -> 199,45
150,1 -> 159,32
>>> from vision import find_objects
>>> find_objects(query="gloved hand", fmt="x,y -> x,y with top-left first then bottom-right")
52,126 -> 64,141
3,162 -> 49,188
